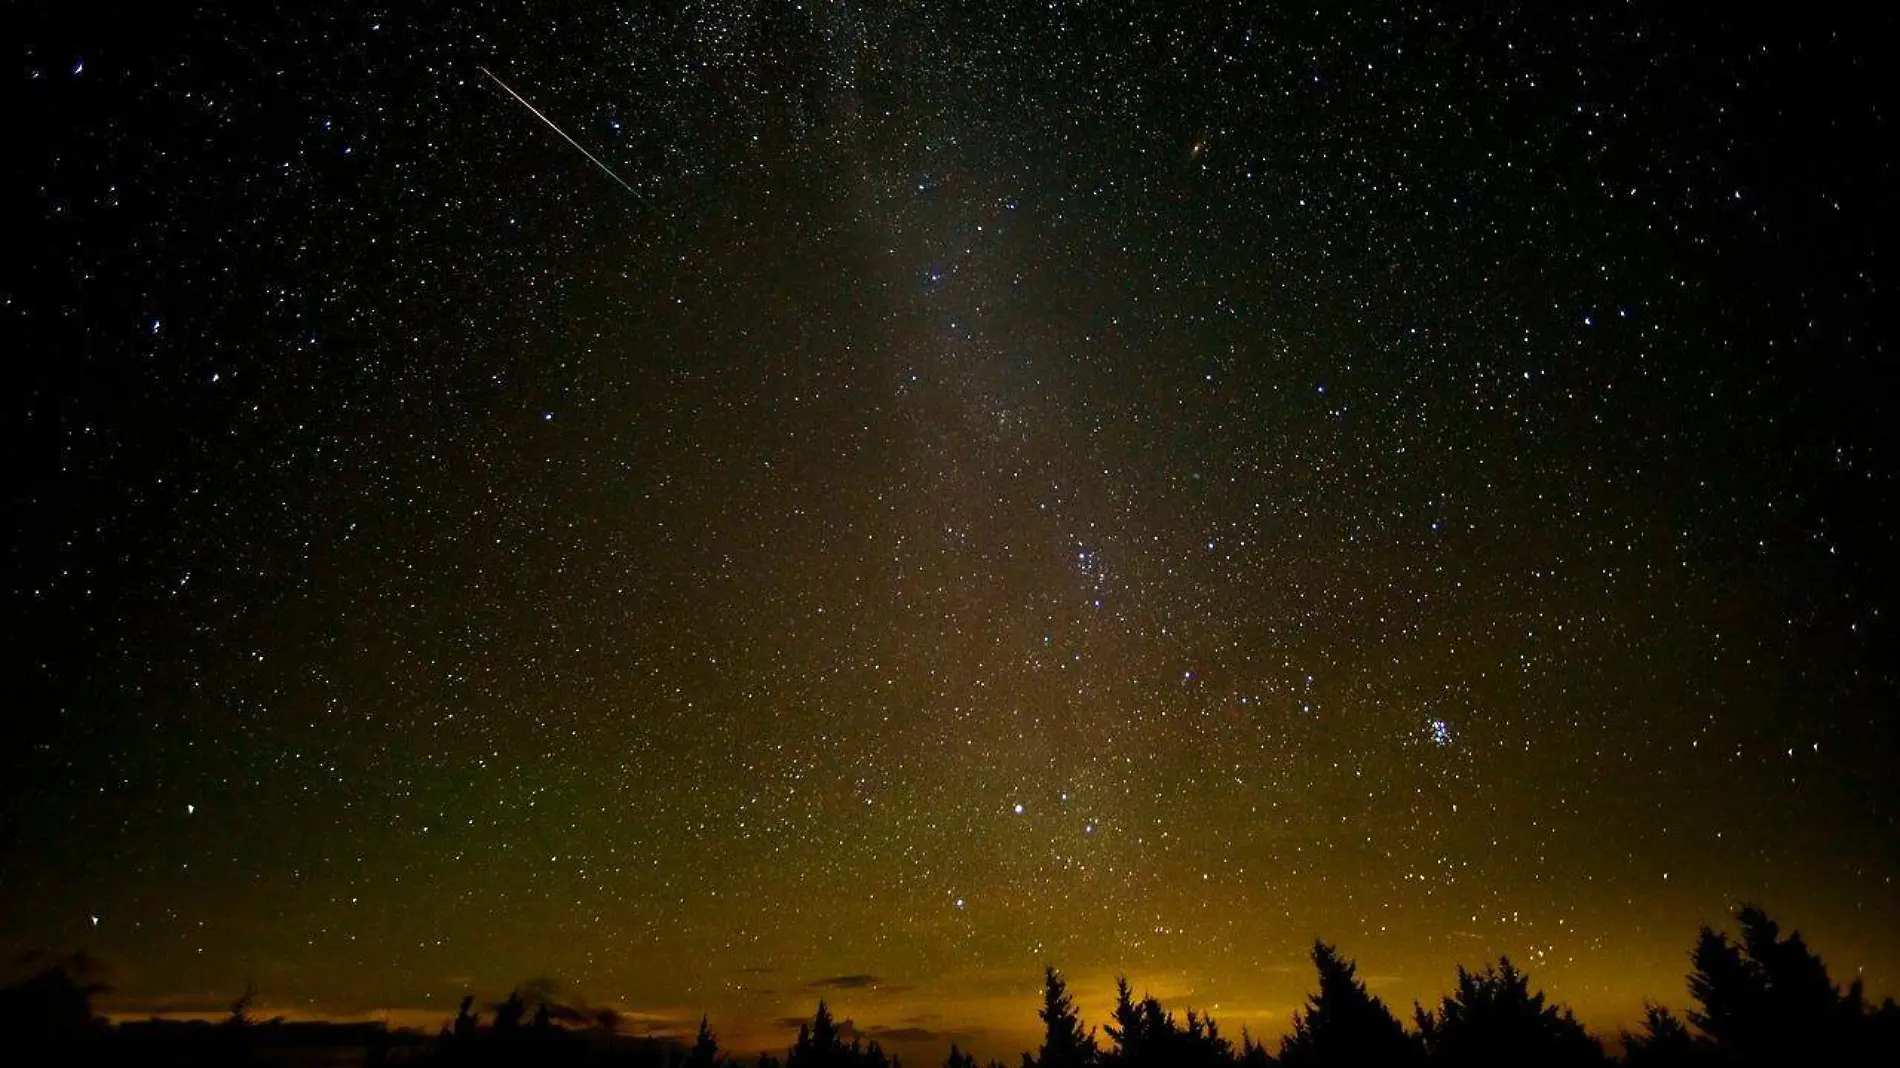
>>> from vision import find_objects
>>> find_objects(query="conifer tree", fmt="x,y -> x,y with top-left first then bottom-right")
1183,1008 -> 1234,1066
1102,977 -> 1148,1066
1685,905 -> 1865,1063
493,990 -> 526,1034
1026,967 -> 1097,1068
1413,957 -> 1601,1066
1278,941 -> 1418,1067
451,995 -> 478,1043
689,1014 -> 723,1068
791,1000 -> 848,1068
1620,1004 -> 1701,1067
1237,1030 -> 1274,1068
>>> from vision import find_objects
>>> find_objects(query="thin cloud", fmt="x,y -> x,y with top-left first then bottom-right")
807,974 -> 883,990
866,1024 -> 972,1043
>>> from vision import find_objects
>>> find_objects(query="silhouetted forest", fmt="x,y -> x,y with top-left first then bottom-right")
5,906 -> 1896,1067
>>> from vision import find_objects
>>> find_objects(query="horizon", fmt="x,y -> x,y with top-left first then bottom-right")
40,904 -> 1899,1064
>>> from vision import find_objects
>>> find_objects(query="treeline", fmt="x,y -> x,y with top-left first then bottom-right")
990,906 -> 1899,1068
4,905 -> 1897,1066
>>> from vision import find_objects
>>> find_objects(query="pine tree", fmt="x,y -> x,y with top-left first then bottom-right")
790,1000 -> 848,1068
1278,940 -> 1418,1067
493,990 -> 526,1034
1413,957 -> 1601,1066
1686,904 -> 1858,1064
945,1043 -> 979,1068
226,980 -> 256,1027
1099,979 -> 1233,1068
1102,977 -> 1148,1066
1182,1009 -> 1234,1067
689,1014 -> 723,1068
1237,1030 -> 1275,1068
451,995 -> 478,1043
1621,1004 -> 1701,1067
1026,967 -> 1097,1068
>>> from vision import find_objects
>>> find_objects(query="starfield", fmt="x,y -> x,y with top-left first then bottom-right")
4,3 -> 1896,1067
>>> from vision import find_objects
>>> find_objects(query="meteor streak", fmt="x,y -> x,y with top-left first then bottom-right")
478,65 -> 643,199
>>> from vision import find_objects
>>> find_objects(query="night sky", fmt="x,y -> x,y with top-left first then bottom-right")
5,2 -> 1897,1061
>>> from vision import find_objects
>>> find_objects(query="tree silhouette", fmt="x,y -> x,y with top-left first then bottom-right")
1874,997 -> 1900,1056
857,1037 -> 896,1068
1413,957 -> 1601,1066
15,915 -> 1900,1068
1102,977 -> 1151,1067
451,994 -> 480,1042
1620,1003 -> 1703,1067
493,989 -> 527,1035
1278,940 -> 1418,1067
1025,966 -> 1097,1068
781,1000 -> 905,1068
688,1013 -> 725,1068
1683,903 -> 1883,1064
227,979 -> 257,1027
1181,1008 -> 1235,1067
1100,975 -> 1233,1068
0,954 -> 109,1056
790,1000 -> 849,1068
1237,1030 -> 1275,1067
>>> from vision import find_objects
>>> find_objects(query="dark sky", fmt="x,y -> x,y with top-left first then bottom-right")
4,1 -> 1896,1061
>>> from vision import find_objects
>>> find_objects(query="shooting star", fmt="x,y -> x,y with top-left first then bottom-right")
478,65 -> 643,199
